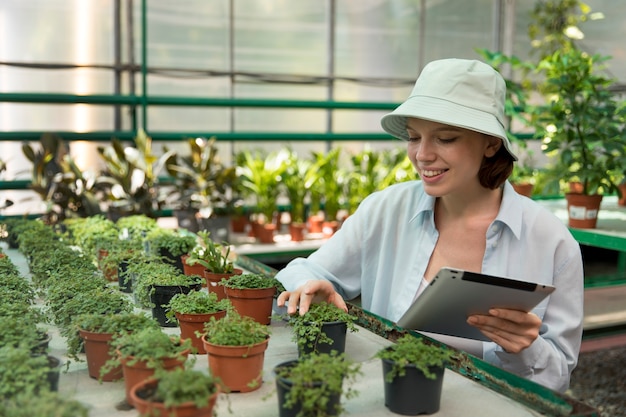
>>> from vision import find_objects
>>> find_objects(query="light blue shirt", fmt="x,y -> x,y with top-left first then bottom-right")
275,180 -> 584,393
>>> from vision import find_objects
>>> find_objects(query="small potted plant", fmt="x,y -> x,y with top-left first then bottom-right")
165,290 -> 231,354
221,273 -> 283,325
201,311 -> 271,393
185,231 -> 242,299
273,352 -> 361,417
129,259 -> 204,327
69,312 -> 160,381
0,390 -> 90,417
130,367 -> 221,417
286,301 -> 358,356
0,346 -> 63,396
144,227 -> 197,273
103,327 -> 192,407
375,334 -> 452,415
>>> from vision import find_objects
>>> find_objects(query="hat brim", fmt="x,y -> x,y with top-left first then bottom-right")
381,95 -> 517,161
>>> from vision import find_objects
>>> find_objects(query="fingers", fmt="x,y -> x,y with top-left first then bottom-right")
467,309 -> 541,353
275,280 -> 346,316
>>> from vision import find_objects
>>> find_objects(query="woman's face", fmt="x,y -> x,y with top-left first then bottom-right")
406,118 -> 500,197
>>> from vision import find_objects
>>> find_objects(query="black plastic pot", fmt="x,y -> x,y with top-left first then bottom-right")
299,320 -> 347,356
274,360 -> 342,417
150,282 -> 202,327
159,248 -> 185,274
46,355 -> 62,392
381,358 -> 445,415
117,261 -> 132,293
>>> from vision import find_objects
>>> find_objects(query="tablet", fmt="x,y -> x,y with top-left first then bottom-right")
396,267 -> 555,341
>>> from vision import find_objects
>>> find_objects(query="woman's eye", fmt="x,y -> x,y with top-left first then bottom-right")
439,137 -> 457,143
408,137 -> 421,143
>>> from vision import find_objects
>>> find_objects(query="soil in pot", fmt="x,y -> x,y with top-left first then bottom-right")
131,378 -> 219,417
79,328 -> 123,381
202,336 -> 269,393
176,310 -> 227,354
203,268 -> 243,301
381,358 -> 445,415
224,286 -> 276,325
150,283 -> 203,327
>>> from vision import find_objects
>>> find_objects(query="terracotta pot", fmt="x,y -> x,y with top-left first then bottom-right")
79,329 -> 122,382
307,215 -> 324,234
231,215 -> 248,233
618,182 -> 626,206
202,336 -> 269,393
131,378 -> 219,417
175,310 -> 227,354
224,286 -> 276,325
119,352 -> 189,407
288,223 -> 306,242
181,255 -> 207,286
565,193 -> 603,229
203,268 -> 244,301
97,249 -> 118,282
511,182 -> 533,198
255,223 -> 276,244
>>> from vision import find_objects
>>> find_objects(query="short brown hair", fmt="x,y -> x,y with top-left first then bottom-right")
479,143 -> 514,189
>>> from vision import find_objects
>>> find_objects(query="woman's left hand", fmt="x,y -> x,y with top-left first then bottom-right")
467,308 -> 542,353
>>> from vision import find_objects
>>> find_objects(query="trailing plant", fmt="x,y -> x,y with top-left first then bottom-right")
145,227 -> 197,258
221,272 -> 283,293
273,352 -> 361,417
136,366 -> 220,411
165,290 -> 232,323
67,312 -> 160,358
0,346 -> 57,397
103,327 -> 192,374
286,302 -> 358,352
375,334 -> 452,381
0,391 -> 90,417
130,259 -> 203,308
185,230 -> 234,273
202,311 -> 270,346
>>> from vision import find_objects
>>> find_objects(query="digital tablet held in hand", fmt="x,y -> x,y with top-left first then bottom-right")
396,268 -> 556,341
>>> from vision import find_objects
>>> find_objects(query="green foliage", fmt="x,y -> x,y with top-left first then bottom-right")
184,230 -> 234,273
145,227 -> 197,257
286,302 -> 358,352
115,214 -> 159,241
274,352 -> 361,417
164,136 -> 237,211
221,273 -> 282,291
375,334 -> 452,381
139,367 -> 219,410
310,148 -> 346,222
130,259 -> 202,308
105,327 -> 191,371
0,391 -> 90,417
281,148 -> 317,224
0,346 -> 57,398
203,312 -> 270,346
165,290 -> 232,322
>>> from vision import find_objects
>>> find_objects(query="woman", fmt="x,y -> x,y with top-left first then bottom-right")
275,58 -> 583,393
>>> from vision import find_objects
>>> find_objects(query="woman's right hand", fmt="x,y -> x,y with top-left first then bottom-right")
276,279 -> 347,316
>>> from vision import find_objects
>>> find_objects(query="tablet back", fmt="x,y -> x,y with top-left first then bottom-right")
396,268 -> 555,341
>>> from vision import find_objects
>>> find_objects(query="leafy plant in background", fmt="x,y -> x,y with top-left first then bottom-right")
184,230 -> 234,273
97,129 -> 175,218
281,148 -> 317,224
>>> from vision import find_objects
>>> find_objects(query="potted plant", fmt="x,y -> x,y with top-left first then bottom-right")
201,311 -> 271,393
0,391 -> 90,417
165,290 -> 231,354
375,334 -> 452,415
531,47 -> 626,228
144,227 -> 197,273
273,352 -> 361,417
69,312 -> 160,381
281,148 -> 317,242
97,130 -> 176,219
129,259 -> 204,327
130,367 -> 221,417
221,273 -> 283,325
236,149 -> 288,243
185,231 -> 242,299
103,327 -> 192,407
164,136 -> 237,236
0,346 -> 63,397
286,301 -> 358,356
310,148 -> 348,236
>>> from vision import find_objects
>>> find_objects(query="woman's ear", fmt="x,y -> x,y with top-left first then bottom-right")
484,135 -> 502,158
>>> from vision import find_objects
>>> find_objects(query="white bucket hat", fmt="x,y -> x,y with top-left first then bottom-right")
380,58 -> 517,160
